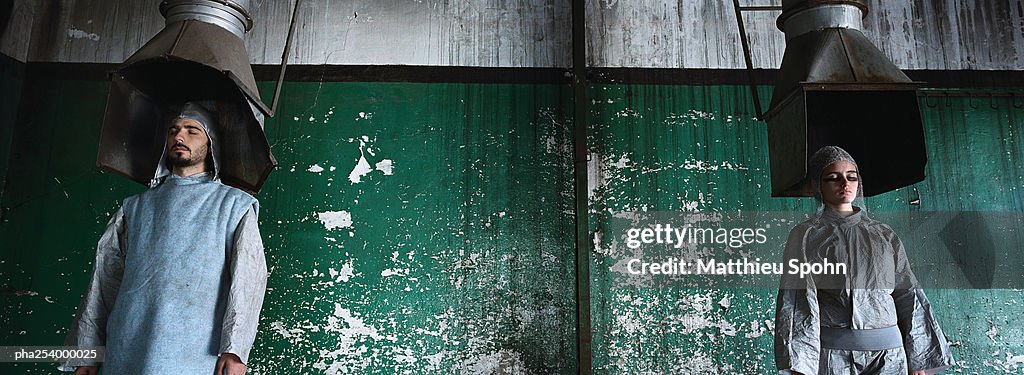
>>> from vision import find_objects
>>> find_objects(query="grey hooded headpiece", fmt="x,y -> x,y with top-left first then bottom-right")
150,102 -> 222,187
807,146 -> 866,214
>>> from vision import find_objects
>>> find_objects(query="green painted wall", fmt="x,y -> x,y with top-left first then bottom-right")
1,77 -> 1022,374
0,79 -> 578,374
586,84 -> 1024,374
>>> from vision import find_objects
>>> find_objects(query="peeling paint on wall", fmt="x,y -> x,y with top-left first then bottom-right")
374,159 -> 393,175
313,303 -> 390,374
242,82 -> 576,374
346,136 -> 391,184
317,211 -> 353,230
461,349 -> 528,374
985,351 -> 1024,373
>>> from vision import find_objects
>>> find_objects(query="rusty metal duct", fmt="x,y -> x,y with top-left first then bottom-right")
96,0 -> 276,193
765,0 -> 927,197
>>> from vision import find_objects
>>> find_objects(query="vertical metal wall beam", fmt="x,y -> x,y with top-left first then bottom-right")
269,0 -> 302,116
571,0 -> 592,372
733,0 -> 777,120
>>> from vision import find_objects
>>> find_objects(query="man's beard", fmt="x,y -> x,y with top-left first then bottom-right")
167,144 -> 209,169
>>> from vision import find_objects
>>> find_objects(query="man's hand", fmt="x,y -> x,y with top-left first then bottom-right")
73,366 -> 98,375
215,352 -> 246,375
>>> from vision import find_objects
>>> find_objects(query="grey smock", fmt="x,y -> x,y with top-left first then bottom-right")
59,103 -> 268,373
774,208 -> 954,375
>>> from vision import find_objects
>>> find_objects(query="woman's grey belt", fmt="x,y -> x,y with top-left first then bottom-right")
819,326 -> 903,351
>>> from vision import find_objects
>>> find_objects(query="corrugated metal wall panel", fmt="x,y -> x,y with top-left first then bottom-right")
6,0 -> 1021,69
0,80 -> 579,373
586,84 -> 1024,373
11,0 -> 572,67
589,0 -> 1024,70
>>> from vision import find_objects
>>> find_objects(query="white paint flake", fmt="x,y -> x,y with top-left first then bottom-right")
1006,353 -> 1024,367
718,295 -> 731,309
615,108 -> 641,118
324,304 -> 380,338
587,152 -> 608,201
588,152 -> 633,202
593,230 -> 605,255
348,137 -> 373,184
381,268 -> 409,277
375,159 -> 394,175
317,211 -> 353,230
682,159 -> 747,172
338,261 -> 355,282
987,319 -> 1000,342
307,164 -> 325,173
687,110 -> 716,120
314,304 -> 388,374
328,260 -> 355,282
543,135 -> 558,153
424,352 -> 446,370
718,319 -> 737,336
461,350 -> 527,375
986,351 -> 1024,372
270,321 -> 305,342
270,321 -> 291,338
348,156 -> 372,183
744,320 -> 767,338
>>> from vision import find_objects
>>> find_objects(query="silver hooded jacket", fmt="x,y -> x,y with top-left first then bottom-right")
774,208 -> 954,374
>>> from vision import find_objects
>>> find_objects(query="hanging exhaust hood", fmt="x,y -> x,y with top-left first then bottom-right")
96,0 -> 276,193
765,0 -> 927,197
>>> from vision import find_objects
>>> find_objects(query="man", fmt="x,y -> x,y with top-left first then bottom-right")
60,103 -> 268,375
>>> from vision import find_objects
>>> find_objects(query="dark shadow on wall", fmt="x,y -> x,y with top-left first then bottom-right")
940,212 -> 996,288
0,52 -> 24,223
0,0 -> 14,42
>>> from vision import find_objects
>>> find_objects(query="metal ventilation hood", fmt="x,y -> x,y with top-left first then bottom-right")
96,0 -> 277,193
765,0 -> 927,197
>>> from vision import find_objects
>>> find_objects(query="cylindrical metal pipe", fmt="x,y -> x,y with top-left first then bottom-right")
780,4 -> 863,40
777,0 -> 867,39
160,0 -> 254,38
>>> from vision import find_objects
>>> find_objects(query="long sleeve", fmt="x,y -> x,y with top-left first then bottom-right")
58,207 -> 128,371
774,225 -> 820,375
218,206 -> 268,365
889,231 -> 954,374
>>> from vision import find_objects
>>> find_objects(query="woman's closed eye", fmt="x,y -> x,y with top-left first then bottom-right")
823,174 -> 859,183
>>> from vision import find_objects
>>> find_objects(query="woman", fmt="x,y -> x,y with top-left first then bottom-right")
774,146 -> 954,375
